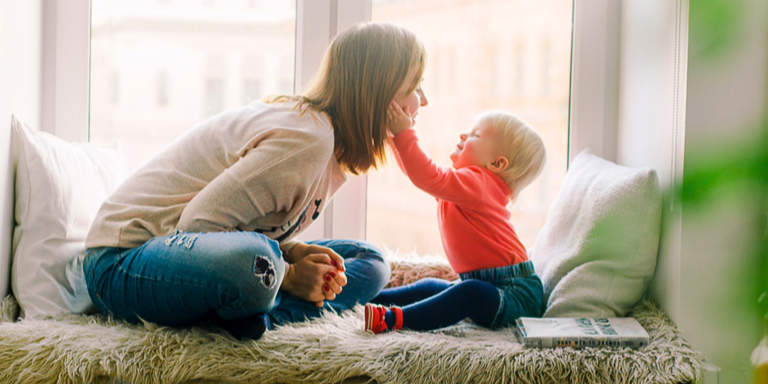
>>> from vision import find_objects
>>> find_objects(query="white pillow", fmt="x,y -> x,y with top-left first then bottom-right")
11,115 -> 126,319
531,151 -> 662,317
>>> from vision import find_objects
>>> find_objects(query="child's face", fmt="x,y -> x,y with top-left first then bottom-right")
450,121 -> 502,169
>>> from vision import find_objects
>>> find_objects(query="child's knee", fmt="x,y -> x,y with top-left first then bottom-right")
456,280 -> 500,306
456,279 -> 496,294
418,277 -> 452,290
457,280 -> 501,327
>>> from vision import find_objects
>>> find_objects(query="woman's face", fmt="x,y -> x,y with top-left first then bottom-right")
393,68 -> 428,120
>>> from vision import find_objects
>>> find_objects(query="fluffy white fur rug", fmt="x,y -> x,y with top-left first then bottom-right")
0,258 -> 702,384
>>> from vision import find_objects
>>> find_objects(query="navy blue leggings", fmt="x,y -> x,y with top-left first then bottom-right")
371,277 -> 500,330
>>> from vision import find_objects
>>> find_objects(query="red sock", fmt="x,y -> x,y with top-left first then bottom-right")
390,306 -> 403,330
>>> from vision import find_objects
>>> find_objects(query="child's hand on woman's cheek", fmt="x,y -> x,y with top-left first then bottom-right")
386,101 -> 414,136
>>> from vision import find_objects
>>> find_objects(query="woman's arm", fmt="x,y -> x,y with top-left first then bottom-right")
176,129 -> 331,233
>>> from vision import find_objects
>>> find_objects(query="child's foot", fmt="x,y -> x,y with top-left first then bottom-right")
364,304 -> 403,334
365,304 -> 388,333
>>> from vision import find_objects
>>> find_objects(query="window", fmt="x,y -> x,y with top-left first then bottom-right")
514,40 -> 525,97
541,39 -> 552,97
156,70 -> 169,107
241,78 -> 263,104
367,0 -> 573,256
204,77 -> 225,117
110,70 -> 120,105
82,0 -> 601,253
89,0 -> 296,171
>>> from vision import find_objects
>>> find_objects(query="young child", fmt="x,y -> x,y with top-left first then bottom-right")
365,103 -> 547,334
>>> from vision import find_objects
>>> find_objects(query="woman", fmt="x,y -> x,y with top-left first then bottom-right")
82,22 -> 429,340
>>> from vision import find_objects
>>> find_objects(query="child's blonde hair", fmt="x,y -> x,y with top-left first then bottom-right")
477,111 -> 546,197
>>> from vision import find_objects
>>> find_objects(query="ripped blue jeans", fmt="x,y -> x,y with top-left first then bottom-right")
83,232 -> 390,328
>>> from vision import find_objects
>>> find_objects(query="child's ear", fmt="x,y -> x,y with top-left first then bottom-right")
487,156 -> 509,173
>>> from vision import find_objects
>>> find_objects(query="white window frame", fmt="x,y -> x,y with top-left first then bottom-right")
568,0 -> 621,163
45,0 -> 618,242
295,0 -> 372,241
42,0 -> 91,142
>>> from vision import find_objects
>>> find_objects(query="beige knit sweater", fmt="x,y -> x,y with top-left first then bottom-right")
85,101 -> 346,250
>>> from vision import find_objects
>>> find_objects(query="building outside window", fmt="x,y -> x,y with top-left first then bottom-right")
89,0 -> 295,171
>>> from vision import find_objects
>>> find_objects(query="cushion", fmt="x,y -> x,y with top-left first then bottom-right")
530,151 -> 662,317
11,115 -> 126,319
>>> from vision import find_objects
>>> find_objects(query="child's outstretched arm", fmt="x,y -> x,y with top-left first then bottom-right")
386,134 -> 408,174
385,103 -> 411,174
385,103 -> 488,205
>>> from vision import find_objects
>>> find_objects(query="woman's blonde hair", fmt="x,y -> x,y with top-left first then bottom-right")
477,111 -> 546,197
266,22 -> 425,175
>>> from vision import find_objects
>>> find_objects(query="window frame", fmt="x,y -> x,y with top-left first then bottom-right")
49,0 -> 616,242
293,0 -> 371,241
568,0 -> 621,164
42,0 -> 91,142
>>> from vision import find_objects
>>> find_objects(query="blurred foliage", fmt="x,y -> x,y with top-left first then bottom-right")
689,0 -> 745,59
676,120 -> 768,326
679,0 -> 768,333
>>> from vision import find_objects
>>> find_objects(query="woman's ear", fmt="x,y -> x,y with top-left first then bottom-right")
487,156 -> 509,173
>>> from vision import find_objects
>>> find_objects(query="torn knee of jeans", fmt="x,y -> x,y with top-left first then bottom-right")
182,234 -> 198,249
164,230 -> 198,249
164,230 -> 180,246
253,256 -> 277,289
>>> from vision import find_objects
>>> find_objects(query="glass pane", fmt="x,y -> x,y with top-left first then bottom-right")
369,0 -> 572,257
90,0 -> 296,172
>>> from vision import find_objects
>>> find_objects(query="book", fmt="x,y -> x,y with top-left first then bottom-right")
515,317 -> 650,349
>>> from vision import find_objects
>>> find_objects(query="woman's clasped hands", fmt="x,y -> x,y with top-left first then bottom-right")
281,242 -> 347,307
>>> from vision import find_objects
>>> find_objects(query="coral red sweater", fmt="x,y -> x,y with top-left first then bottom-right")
391,129 -> 528,274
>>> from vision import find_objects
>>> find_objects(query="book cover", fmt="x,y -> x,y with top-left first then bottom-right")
515,317 -> 650,349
